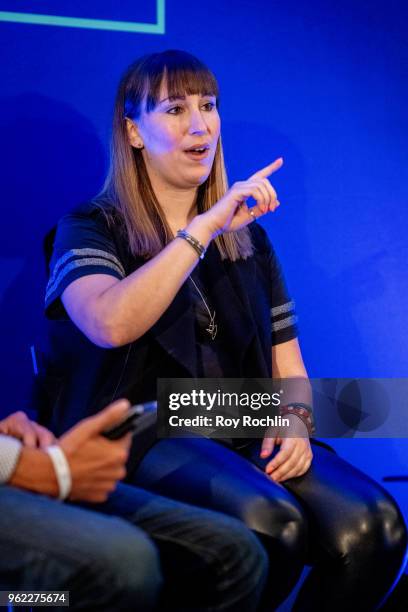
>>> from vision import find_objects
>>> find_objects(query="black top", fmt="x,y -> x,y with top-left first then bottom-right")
44,202 -> 298,436
189,263 -> 236,378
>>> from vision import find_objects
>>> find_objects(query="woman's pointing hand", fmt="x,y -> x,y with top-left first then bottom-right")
202,157 -> 283,236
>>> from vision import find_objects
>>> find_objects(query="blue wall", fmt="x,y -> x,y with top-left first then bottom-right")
0,1 -> 407,515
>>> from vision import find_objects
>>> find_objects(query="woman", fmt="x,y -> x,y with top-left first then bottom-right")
45,50 -> 407,610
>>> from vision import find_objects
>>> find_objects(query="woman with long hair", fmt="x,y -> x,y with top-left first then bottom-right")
45,50 -> 407,610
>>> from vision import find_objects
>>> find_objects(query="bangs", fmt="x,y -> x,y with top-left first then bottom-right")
142,50 -> 219,112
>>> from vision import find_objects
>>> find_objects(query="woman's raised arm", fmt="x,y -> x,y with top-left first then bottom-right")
62,159 -> 282,348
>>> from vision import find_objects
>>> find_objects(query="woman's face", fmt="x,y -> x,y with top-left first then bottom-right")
129,81 -> 221,190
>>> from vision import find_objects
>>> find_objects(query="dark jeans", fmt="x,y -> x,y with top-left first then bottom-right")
0,486 -> 160,611
131,437 -> 408,611
0,483 -> 267,612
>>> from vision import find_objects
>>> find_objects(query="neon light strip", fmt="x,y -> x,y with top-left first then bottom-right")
30,345 -> 38,376
0,0 -> 165,34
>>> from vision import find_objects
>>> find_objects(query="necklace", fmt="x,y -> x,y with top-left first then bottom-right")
189,276 -> 218,340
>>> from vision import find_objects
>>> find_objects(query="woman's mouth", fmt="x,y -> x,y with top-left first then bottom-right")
184,147 -> 210,162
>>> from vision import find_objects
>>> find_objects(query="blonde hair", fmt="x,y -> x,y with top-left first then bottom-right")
97,50 -> 253,261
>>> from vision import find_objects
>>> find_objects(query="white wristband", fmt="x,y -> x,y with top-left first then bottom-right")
46,445 -> 72,500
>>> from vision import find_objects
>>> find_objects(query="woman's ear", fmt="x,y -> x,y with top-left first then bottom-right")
125,118 -> 144,149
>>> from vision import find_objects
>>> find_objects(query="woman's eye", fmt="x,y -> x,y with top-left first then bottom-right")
166,102 -> 215,114
167,106 -> 183,114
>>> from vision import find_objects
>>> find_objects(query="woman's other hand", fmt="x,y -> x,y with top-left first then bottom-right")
260,414 -> 313,483
201,157 -> 283,236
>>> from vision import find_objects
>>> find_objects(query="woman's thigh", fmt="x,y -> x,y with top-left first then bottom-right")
133,436 -> 407,609
241,438 -> 408,606
134,437 -> 405,552
132,435 -> 306,538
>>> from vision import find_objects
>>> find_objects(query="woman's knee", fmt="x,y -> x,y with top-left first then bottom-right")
243,486 -> 307,559
332,487 -> 407,570
373,492 -> 407,561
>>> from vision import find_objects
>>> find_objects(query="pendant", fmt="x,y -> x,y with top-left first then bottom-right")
206,312 -> 218,340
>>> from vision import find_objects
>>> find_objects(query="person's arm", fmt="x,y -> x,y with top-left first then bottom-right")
272,337 -> 308,378
0,435 -> 23,487
8,445 -> 59,497
260,339 -> 313,482
272,338 -> 313,407
60,160 -> 283,348
62,215 -> 214,348
256,230 -> 313,480
2,401 -> 132,502
0,412 -> 57,494
0,413 -> 58,495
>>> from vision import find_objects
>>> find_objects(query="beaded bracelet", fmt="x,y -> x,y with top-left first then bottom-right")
176,229 -> 207,259
279,403 -> 316,436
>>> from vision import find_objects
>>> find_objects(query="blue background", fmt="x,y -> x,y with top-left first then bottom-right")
0,0 -> 407,532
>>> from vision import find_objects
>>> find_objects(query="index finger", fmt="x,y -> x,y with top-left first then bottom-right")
265,441 -> 294,474
248,157 -> 283,181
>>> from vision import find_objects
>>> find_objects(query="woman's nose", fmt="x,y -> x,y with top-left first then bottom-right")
188,109 -> 208,134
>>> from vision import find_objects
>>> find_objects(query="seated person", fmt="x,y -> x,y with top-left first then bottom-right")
44,49 -> 408,611
0,401 -> 268,611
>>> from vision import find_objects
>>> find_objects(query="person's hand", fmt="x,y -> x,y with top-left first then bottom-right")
0,411 -> 56,449
59,399 -> 132,502
260,414 -> 313,483
201,157 -> 283,236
